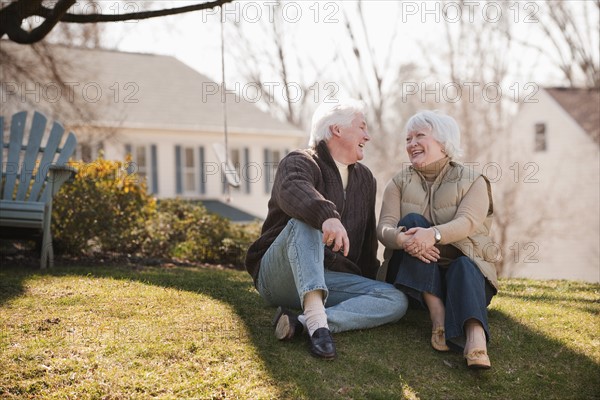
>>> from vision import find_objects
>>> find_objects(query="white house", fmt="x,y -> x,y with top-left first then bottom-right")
1,41 -> 306,220
506,87 -> 599,283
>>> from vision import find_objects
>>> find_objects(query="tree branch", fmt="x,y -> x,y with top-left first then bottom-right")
1,0 -> 235,44
40,0 -> 234,23
1,0 -> 76,44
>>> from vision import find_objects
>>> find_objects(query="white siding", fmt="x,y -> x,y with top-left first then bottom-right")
505,89 -> 600,282
101,127 -> 305,220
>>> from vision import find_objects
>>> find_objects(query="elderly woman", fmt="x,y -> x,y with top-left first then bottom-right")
377,110 -> 498,369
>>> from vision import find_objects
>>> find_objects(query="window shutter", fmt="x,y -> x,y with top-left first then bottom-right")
534,123 -> 547,152
199,146 -> 206,195
124,144 -> 134,175
150,144 -> 158,194
175,145 -> 182,194
264,148 -> 270,194
243,147 -> 250,194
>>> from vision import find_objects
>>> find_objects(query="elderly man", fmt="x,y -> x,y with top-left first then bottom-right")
245,99 -> 408,359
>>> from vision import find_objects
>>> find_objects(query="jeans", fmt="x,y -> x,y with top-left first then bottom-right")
387,213 -> 495,346
257,218 -> 408,333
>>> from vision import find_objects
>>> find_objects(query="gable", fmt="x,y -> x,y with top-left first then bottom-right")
545,87 -> 600,144
0,40 -> 304,137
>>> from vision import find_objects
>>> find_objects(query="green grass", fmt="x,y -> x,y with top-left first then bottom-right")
1,264 -> 598,399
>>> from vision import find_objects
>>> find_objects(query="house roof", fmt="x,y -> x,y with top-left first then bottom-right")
545,87 -> 600,144
200,200 -> 262,223
0,40 -> 304,137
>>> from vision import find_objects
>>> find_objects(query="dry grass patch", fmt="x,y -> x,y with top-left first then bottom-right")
1,264 -> 599,399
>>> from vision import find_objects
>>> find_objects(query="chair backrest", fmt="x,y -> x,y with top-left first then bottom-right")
1,111 -> 77,203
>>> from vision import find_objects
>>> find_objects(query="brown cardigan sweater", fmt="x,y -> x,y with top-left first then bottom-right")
245,141 -> 380,286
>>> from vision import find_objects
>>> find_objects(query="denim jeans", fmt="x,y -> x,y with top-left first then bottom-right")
387,213 -> 495,346
257,218 -> 408,333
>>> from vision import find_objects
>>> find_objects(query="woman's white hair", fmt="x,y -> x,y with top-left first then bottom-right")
405,110 -> 464,159
309,98 -> 366,148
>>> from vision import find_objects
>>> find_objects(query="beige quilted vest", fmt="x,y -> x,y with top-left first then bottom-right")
388,161 -> 499,290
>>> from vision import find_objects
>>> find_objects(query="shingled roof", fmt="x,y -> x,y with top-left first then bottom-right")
546,87 -> 600,144
1,41 -> 303,136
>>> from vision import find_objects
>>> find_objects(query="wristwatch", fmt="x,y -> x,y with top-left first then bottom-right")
432,227 -> 442,244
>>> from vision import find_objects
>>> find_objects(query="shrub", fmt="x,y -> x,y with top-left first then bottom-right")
219,220 -> 262,266
143,199 -> 260,266
52,156 -> 156,255
52,156 -> 260,267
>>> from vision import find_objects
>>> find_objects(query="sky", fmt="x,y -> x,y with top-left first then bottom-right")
103,0 -> 599,90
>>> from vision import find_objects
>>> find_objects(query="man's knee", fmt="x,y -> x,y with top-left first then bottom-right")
393,289 -> 409,318
288,218 -> 322,240
378,283 -> 409,321
399,213 -> 430,229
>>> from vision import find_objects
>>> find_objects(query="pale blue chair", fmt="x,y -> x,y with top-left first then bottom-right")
1,111 -> 77,268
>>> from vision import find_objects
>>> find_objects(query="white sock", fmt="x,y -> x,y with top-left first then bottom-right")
303,290 -> 328,336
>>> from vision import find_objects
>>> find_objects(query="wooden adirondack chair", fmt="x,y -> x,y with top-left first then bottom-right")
0,111 -> 77,268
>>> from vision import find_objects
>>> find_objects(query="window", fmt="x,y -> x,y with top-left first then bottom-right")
223,148 -> 242,194
176,145 -> 202,196
183,147 -> 196,193
126,144 -> 158,194
134,145 -> 148,182
264,148 -> 283,194
80,144 -> 92,162
534,123 -> 546,152
76,142 -> 102,162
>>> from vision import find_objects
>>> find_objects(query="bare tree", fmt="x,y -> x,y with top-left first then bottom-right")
226,1 -> 342,130
337,2 -> 393,173
0,0 -> 234,44
421,0 -> 600,275
229,5 -> 305,128
408,0 -> 549,274
501,0 -> 600,88
225,1 -> 426,186
319,1 -> 429,184
1,2 -> 134,159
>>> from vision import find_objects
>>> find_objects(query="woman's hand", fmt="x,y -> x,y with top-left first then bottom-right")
402,227 -> 440,263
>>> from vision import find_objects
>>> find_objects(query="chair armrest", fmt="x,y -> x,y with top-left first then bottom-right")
49,164 -> 77,174
48,165 -> 78,196
49,164 -> 77,180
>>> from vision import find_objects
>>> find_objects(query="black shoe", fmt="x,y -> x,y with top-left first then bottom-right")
309,327 -> 336,360
272,306 -> 303,340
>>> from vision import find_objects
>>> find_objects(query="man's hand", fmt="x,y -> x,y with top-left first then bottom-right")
322,218 -> 349,256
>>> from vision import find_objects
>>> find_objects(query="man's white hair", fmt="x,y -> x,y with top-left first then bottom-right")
405,110 -> 464,159
309,98 -> 366,148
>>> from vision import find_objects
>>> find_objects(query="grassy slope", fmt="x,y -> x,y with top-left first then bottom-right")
0,264 -> 598,399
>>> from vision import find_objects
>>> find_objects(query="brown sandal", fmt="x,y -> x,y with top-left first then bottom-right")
431,327 -> 450,352
464,348 -> 491,369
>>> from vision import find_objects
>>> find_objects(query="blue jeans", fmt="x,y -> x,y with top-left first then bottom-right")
387,213 -> 495,346
257,218 -> 408,333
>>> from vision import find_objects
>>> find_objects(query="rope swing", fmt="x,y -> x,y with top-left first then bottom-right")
212,5 -> 240,204
220,4 -> 232,202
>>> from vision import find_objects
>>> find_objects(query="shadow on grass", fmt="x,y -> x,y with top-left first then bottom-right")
2,263 -> 599,399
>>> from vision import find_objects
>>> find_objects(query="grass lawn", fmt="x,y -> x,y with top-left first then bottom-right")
1,263 -> 599,399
